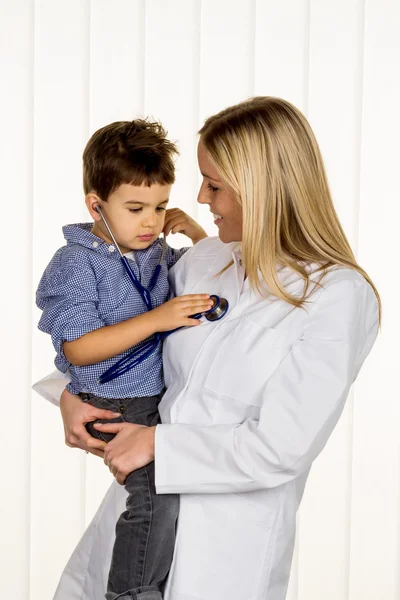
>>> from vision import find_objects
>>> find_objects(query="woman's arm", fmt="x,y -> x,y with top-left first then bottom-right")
97,274 -> 379,489
152,276 -> 379,494
96,422 -> 156,483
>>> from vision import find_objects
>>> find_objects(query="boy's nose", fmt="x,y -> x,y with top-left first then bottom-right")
143,213 -> 157,227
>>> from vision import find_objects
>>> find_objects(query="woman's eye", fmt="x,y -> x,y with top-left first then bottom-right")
156,207 -> 166,211
207,183 -> 219,192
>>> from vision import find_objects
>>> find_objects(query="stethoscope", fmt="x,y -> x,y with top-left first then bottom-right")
94,206 -> 229,384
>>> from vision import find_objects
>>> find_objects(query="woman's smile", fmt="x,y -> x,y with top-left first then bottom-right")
211,212 -> 223,224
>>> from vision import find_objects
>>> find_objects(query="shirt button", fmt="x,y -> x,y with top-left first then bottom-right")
92,241 -> 99,248
108,245 -> 115,253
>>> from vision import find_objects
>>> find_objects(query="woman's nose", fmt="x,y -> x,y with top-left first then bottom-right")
197,186 -> 209,205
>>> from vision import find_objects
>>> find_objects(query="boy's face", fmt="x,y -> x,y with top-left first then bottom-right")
89,183 -> 171,253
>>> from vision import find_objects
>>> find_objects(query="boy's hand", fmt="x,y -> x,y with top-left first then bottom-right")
164,208 -> 207,244
151,294 -> 213,332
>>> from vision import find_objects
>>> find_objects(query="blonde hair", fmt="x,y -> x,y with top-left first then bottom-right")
199,96 -> 381,322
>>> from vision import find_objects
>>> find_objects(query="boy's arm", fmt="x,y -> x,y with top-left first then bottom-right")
37,257 -> 211,367
37,256 -> 159,366
63,311 -> 158,366
162,208 -> 208,269
163,208 -> 207,246
64,294 -> 212,366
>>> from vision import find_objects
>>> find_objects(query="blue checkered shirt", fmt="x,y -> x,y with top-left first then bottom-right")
36,223 -> 188,398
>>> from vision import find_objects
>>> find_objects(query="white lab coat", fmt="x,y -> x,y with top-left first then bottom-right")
34,236 -> 379,600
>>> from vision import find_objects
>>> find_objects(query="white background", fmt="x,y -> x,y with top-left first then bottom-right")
1,1 -> 399,599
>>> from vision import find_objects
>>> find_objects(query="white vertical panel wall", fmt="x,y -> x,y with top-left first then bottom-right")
1,1 -> 398,599
85,0 -> 147,529
0,3 -> 33,600
349,2 -> 400,599
297,2 -> 365,599
29,1 -> 91,596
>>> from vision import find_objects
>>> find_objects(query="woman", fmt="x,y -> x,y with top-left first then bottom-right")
36,97 -> 380,600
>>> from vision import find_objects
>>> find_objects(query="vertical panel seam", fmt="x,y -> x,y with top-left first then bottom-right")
348,1 -> 367,598
352,0 -> 366,258
303,0 -> 311,116
294,515 -> 300,600
28,1 -> 35,596
142,0 -> 146,114
195,0 -> 202,221
249,0 -> 256,97
397,445 -> 400,599
88,0 -> 92,131
83,0 -> 91,530
297,4 -> 311,598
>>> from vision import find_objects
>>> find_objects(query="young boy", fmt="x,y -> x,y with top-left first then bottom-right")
36,119 -> 210,600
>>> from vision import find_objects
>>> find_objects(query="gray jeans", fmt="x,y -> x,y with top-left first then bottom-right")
80,392 -> 179,600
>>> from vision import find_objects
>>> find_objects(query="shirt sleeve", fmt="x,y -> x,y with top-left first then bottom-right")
155,275 -> 379,494
36,251 -> 105,362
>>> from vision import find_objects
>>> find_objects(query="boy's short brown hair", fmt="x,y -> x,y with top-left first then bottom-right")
83,119 -> 178,200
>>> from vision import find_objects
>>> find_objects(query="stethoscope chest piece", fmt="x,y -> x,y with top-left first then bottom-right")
204,295 -> 229,321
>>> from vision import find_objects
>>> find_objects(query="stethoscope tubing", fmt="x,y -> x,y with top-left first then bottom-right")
94,205 -> 228,384
98,295 -> 225,384
96,205 -> 165,311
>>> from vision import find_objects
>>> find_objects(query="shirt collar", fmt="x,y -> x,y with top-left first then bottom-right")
62,223 -> 162,259
63,223 -> 103,248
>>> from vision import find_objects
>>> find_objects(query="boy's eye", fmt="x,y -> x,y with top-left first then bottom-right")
129,207 -> 166,214
207,183 -> 219,192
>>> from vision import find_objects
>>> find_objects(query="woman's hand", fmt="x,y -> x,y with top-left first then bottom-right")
93,421 -> 156,484
164,208 -> 207,244
60,388 -> 121,457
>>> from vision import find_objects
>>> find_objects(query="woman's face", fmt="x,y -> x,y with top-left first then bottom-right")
197,140 -> 243,243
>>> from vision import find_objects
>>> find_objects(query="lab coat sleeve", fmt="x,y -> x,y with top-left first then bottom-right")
155,275 -> 379,494
32,369 -> 71,407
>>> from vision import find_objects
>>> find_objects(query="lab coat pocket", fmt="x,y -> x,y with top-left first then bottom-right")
169,493 -> 277,600
204,317 -> 290,408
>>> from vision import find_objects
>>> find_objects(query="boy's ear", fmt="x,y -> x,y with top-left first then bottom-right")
86,193 -> 102,221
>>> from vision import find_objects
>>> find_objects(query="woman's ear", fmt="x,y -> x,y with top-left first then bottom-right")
86,192 -> 102,221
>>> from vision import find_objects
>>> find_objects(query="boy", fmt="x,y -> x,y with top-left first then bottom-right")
36,119 -> 210,600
